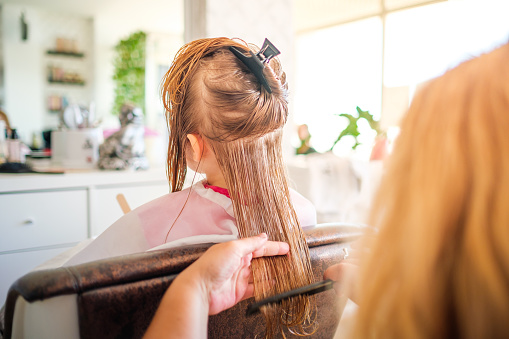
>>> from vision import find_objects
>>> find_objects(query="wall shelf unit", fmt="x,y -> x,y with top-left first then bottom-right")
48,80 -> 85,86
44,42 -> 91,114
46,50 -> 85,58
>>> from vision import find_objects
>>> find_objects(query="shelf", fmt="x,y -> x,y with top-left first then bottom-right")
46,50 -> 85,58
48,80 -> 85,86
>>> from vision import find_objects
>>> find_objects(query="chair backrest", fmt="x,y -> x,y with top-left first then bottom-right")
2,223 -> 364,339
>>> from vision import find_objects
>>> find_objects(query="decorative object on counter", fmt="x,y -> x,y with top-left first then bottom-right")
42,129 -> 53,150
296,124 -> 317,155
51,128 -> 103,169
51,103 -> 102,169
7,128 -> 22,162
0,112 -> 31,164
60,103 -> 96,129
112,31 -> 146,116
98,103 -> 149,171
3,128 -> 31,163
31,131 -> 43,151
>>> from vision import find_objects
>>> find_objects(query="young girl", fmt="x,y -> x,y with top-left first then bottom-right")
63,38 -> 315,262
60,37 -> 317,335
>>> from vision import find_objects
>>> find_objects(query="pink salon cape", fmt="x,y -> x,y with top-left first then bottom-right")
61,179 -> 317,266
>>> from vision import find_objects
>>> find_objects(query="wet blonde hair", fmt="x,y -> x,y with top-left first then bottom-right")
354,42 -> 509,338
161,38 -> 315,337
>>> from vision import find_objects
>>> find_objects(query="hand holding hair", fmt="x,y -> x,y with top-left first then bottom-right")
323,238 -> 367,304
187,233 -> 290,315
324,261 -> 360,304
143,234 -> 290,339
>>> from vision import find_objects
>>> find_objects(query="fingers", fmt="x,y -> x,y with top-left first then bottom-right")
349,239 -> 363,250
252,241 -> 289,258
234,233 -> 269,257
239,277 -> 278,301
324,262 -> 360,302
324,262 -> 357,282
241,284 -> 255,301
234,233 -> 290,259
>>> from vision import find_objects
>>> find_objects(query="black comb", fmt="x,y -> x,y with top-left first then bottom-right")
246,279 -> 334,316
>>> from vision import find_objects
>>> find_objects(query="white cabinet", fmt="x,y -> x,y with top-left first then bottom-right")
0,189 -> 89,305
0,190 -> 88,252
0,246 -> 77,306
90,184 -> 169,238
0,168 -> 169,305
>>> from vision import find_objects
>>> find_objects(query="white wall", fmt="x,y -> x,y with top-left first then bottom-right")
2,4 -> 43,141
1,4 -> 93,142
92,0 -> 183,129
199,0 -> 296,159
1,0 -> 183,143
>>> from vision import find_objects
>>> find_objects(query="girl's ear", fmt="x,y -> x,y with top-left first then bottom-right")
186,134 -> 204,162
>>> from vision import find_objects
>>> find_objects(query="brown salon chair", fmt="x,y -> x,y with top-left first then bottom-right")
1,223 -> 364,339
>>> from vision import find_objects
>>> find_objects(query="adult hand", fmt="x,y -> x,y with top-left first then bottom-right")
143,234 -> 289,339
324,241 -> 363,304
184,232 -> 290,315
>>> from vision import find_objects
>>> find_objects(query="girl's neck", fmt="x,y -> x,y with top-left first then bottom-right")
205,172 -> 227,189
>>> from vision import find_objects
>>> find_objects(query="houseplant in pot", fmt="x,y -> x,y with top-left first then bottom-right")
331,106 -> 388,161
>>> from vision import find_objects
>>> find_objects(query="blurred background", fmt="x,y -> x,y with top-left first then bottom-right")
0,0 -> 507,158
1,0 -> 508,222
1,0 -> 509,305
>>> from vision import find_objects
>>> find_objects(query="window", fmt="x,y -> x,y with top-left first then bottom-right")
294,18 -> 383,156
294,0 -> 509,158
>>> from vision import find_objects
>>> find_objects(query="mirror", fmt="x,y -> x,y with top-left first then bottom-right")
0,0 -> 184,150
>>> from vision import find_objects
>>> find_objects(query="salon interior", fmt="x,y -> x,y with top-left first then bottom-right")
0,0 -> 508,337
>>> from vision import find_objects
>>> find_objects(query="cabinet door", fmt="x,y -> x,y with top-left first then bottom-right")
89,183 -> 169,238
0,190 -> 88,252
0,245 -> 76,306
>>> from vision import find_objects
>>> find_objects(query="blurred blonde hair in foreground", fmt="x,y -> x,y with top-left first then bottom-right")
355,41 -> 509,338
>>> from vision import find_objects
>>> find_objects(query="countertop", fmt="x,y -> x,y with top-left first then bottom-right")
0,166 -> 168,193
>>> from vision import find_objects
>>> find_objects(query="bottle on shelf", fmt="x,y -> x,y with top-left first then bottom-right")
8,128 -> 21,162
32,132 -> 42,151
0,121 -> 8,164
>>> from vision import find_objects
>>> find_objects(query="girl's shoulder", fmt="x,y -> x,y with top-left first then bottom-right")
136,182 -> 201,212
289,188 -> 317,227
135,180 -> 233,216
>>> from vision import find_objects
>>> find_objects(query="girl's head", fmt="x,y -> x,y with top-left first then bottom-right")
161,37 -> 288,192
356,42 -> 509,338
161,38 -> 315,337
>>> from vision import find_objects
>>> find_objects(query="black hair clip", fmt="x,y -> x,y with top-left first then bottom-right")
229,38 -> 280,93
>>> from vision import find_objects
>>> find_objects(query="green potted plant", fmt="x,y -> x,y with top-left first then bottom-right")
331,106 -> 388,160
112,31 -> 146,116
